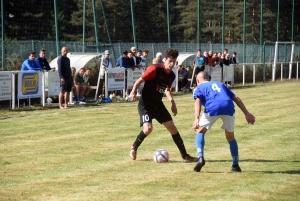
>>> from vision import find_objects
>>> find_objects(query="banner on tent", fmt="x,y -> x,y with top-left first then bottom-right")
18,72 -> 42,99
47,71 -> 61,96
0,72 -> 12,100
106,68 -> 126,91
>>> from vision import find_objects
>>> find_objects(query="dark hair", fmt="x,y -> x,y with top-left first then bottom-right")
143,49 -> 149,53
224,49 -> 228,52
40,49 -> 46,53
29,51 -> 35,55
165,48 -> 179,59
138,50 -> 142,53
86,68 -> 92,71
233,51 -> 237,55
198,49 -> 202,52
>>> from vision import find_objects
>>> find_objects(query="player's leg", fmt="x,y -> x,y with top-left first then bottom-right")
162,119 -> 197,162
59,92 -> 64,109
194,114 -> 218,172
130,104 -> 153,160
221,115 -> 241,172
64,92 -> 70,108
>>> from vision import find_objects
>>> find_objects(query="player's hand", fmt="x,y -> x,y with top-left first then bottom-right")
129,93 -> 136,102
192,119 -> 199,130
171,104 -> 177,116
245,113 -> 255,125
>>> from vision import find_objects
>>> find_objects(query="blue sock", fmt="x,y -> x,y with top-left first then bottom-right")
195,133 -> 205,157
74,95 -> 79,101
229,139 -> 239,165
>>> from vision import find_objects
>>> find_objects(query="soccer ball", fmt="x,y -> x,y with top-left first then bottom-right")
46,97 -> 52,105
153,149 -> 169,163
125,96 -> 130,102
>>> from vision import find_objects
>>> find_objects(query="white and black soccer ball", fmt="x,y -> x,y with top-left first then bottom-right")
153,149 -> 169,163
46,97 -> 52,105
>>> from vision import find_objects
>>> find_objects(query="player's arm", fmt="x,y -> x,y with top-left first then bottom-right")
232,96 -> 255,125
130,77 -> 144,101
193,98 -> 201,129
165,88 -> 177,116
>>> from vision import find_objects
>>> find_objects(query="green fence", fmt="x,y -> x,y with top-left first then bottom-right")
1,41 -> 299,71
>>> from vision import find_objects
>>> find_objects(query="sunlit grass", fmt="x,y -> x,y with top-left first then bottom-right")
0,80 -> 299,200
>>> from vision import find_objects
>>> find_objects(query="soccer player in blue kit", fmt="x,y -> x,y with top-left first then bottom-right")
129,48 -> 198,162
193,71 -> 255,172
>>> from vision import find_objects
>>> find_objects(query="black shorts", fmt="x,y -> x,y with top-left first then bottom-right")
60,78 -> 73,93
138,102 -> 172,127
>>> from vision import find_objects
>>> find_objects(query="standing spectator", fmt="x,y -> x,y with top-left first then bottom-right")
135,50 -> 142,67
71,67 -> 76,96
152,52 -> 163,64
192,71 -> 255,172
230,52 -> 237,64
131,47 -> 137,66
74,67 -> 86,103
102,50 -> 112,69
116,51 -> 129,68
139,49 -> 149,67
20,51 -> 41,106
99,50 -> 112,98
127,51 -> 135,70
219,53 -> 230,67
35,49 -> 52,71
21,52 -> 41,71
223,48 -> 228,57
57,47 -> 72,109
82,68 -> 93,101
193,49 -> 205,72
128,48 -> 198,162
207,50 -> 215,67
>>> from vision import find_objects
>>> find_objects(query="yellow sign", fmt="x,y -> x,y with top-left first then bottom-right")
22,73 -> 39,95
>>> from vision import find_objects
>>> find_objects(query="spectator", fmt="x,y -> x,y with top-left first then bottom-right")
127,51 -> 135,70
136,50 -> 142,67
193,49 -> 205,72
152,52 -> 163,64
102,50 -> 112,69
213,53 -> 220,66
223,48 -> 228,56
74,67 -> 86,103
230,52 -> 237,64
57,47 -> 72,109
178,65 -> 188,91
98,50 -> 112,98
131,47 -> 137,66
21,52 -> 41,71
116,51 -> 129,68
71,67 -> 76,96
207,50 -> 215,67
35,49 -> 53,71
219,53 -> 230,68
82,68 -> 93,102
139,49 -> 149,67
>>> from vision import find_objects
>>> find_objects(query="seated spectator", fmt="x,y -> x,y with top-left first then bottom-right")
21,52 -> 41,71
178,65 -> 189,91
35,49 -> 53,71
230,52 -> 237,64
74,67 -> 86,103
116,51 -> 129,68
152,52 -> 163,64
71,67 -> 76,95
82,68 -> 93,102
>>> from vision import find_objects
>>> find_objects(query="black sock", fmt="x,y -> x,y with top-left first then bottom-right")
132,131 -> 147,149
172,133 -> 187,158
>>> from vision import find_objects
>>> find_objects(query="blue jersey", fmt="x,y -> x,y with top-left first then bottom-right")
193,81 -> 235,116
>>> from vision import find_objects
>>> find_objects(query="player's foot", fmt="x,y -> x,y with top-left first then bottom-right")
231,164 -> 242,172
194,156 -> 205,172
130,146 -> 137,160
182,154 -> 198,162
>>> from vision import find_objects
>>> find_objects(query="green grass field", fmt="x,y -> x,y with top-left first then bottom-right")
0,81 -> 299,201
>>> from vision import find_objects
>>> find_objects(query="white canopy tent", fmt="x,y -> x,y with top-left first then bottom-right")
49,53 -> 102,71
176,53 -> 196,66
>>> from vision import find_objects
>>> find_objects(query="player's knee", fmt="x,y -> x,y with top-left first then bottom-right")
143,126 -> 152,135
196,126 -> 207,134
